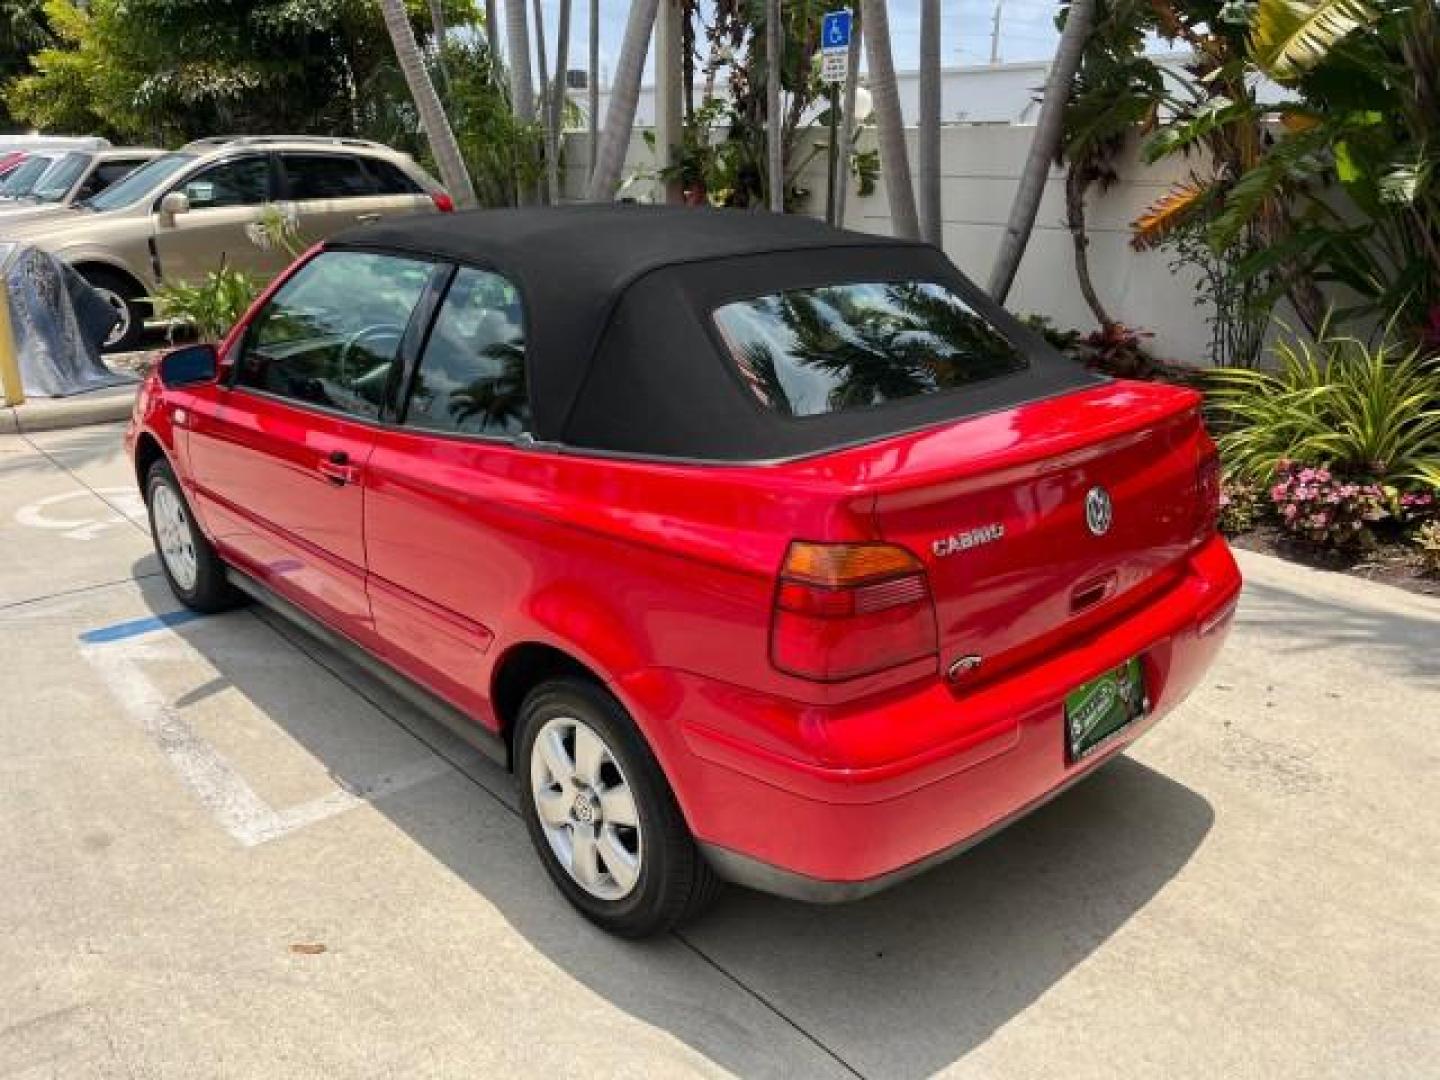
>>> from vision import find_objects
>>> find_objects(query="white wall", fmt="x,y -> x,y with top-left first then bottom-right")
562,123 -> 1217,364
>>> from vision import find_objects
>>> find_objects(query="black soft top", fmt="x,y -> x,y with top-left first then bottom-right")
336,205 -> 1099,462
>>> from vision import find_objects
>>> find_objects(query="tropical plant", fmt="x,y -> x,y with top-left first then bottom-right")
988,0 -> 1097,302
1127,0 -> 1440,344
860,0 -> 918,239
149,260 -> 260,343
1207,327 -> 1440,489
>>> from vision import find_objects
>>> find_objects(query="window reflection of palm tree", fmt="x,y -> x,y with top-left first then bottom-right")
447,340 -> 529,430
735,341 -> 795,417
755,284 -> 1023,412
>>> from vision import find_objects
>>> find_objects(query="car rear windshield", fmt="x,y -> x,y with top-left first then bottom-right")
30,152 -> 89,202
0,155 -> 56,198
712,281 -> 1028,418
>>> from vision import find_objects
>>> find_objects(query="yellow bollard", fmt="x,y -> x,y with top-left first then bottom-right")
0,279 -> 23,407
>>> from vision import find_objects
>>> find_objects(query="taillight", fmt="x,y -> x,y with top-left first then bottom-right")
431,191 -> 455,213
771,541 -> 938,682
1196,445 -> 1221,544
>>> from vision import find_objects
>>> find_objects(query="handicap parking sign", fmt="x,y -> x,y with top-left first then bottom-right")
821,9 -> 852,52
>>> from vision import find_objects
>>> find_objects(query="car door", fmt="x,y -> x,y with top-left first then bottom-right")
364,265 -> 532,718
184,249 -> 440,638
151,153 -> 290,284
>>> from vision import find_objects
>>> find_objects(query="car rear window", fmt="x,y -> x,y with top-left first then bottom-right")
283,154 -> 377,200
712,281 -> 1028,418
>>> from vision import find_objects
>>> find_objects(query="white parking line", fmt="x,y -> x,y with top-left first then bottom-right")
81,630 -> 450,847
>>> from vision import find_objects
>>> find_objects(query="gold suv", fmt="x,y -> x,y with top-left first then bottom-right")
0,136 -> 448,351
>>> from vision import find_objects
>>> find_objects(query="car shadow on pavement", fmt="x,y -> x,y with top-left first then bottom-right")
135,567 -> 1214,1079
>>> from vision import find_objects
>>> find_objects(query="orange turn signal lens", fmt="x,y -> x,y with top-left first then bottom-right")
781,542 -> 923,587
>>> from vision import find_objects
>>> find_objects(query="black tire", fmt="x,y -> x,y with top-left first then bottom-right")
145,459 -> 243,613
516,678 -> 722,938
80,267 -> 146,353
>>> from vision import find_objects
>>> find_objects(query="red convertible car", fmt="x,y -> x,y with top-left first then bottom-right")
128,206 -> 1241,937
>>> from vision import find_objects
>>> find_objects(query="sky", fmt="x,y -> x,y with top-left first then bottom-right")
514,1 -> 1064,87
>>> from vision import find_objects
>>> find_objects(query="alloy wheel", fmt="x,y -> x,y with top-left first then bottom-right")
529,715 -> 643,900
151,483 -> 198,591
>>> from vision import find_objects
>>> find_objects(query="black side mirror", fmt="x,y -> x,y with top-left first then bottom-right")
158,343 -> 218,388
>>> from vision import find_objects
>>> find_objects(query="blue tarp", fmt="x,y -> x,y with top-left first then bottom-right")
1,241 -> 129,397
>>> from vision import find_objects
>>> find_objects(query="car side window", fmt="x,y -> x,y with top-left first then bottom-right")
283,154 -> 377,200
178,156 -> 269,209
79,160 -> 147,200
234,251 -> 434,420
363,159 -> 422,195
403,267 -> 530,438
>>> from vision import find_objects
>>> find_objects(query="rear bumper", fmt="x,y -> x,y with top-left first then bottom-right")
620,536 -> 1241,900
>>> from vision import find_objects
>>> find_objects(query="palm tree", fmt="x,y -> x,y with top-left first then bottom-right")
426,0 -> 450,89
588,0 -> 661,201
484,0 -> 501,66
918,0 -> 942,245
1059,0 -> 1164,328
766,0 -> 784,212
860,0 -> 920,239
987,0 -> 1096,302
532,0 -> 557,202
503,0 -> 537,205
377,0 -> 477,208
551,0 -> 574,194
588,0 -> 600,177
834,4 -> 863,227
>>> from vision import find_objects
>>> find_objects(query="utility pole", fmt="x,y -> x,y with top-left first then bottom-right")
989,0 -> 1002,65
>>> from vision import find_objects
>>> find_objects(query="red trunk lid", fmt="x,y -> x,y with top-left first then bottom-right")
802,382 -> 1208,681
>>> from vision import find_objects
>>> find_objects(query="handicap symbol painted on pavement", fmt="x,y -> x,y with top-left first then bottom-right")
15,487 -> 146,540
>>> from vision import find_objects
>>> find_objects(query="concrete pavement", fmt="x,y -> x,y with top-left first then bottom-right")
1,422 -> 1436,1079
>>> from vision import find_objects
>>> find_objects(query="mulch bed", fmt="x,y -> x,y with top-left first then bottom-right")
1229,525 -> 1440,598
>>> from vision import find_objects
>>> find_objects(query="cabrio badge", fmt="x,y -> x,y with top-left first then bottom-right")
1084,486 -> 1113,537
932,523 -> 1005,557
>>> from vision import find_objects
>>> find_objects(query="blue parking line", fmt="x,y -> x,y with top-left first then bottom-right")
79,610 -> 206,644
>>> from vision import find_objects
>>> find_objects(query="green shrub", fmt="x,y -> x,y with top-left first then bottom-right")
149,260 -> 260,343
1207,329 -> 1440,490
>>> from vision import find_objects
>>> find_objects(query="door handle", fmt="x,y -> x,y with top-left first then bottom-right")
355,212 -> 382,224
317,449 -> 360,486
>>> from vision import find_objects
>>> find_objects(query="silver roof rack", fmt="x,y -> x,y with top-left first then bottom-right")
180,135 -> 391,152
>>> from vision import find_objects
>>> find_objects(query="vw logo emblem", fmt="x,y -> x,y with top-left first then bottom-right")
1084,486 -> 1114,536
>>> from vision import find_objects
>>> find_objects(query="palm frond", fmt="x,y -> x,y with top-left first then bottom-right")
1250,0 -> 1380,83
1130,181 -> 1211,250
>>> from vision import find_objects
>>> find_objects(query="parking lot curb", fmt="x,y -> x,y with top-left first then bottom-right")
1,382 -> 138,434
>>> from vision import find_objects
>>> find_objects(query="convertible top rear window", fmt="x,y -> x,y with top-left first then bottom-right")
713,282 -> 1028,418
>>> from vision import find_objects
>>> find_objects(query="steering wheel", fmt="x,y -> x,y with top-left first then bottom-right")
337,323 -> 405,385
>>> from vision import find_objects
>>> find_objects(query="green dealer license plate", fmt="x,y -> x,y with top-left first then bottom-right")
1065,657 -> 1147,762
